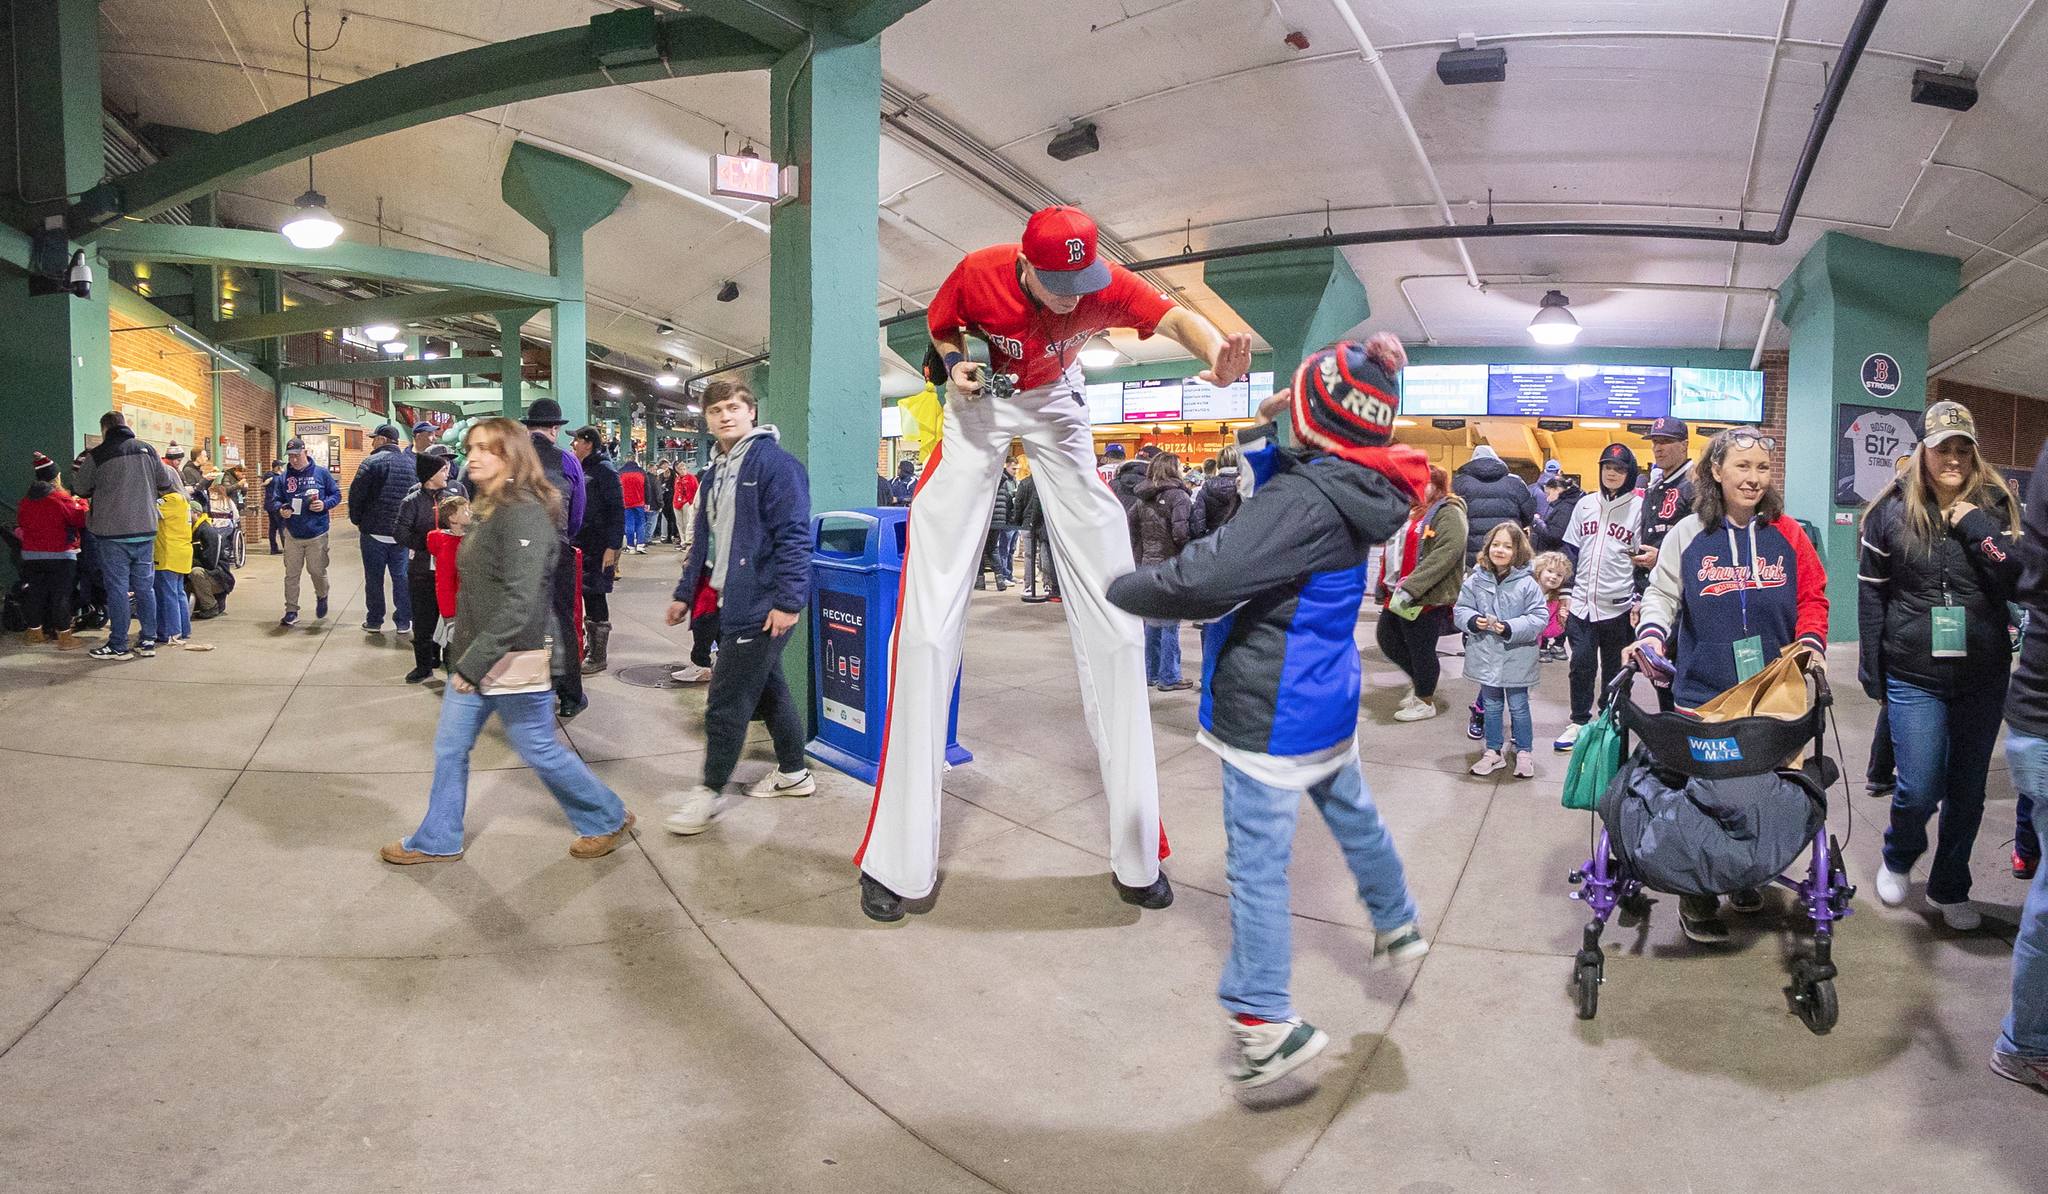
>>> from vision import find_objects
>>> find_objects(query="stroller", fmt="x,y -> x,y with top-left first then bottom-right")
1567,663 -> 1855,1035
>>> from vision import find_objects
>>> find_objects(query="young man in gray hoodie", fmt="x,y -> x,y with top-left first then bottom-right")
74,411 -> 173,660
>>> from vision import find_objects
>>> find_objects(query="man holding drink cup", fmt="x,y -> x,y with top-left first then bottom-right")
266,436 -> 343,628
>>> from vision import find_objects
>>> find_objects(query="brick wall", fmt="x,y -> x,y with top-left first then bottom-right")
109,309 -> 213,458
219,372 -> 276,545
1759,349 -> 1789,491
1929,377 -> 2047,471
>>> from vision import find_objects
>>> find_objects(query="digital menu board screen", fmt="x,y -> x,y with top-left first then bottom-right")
1575,366 -> 1672,419
1181,376 -> 1250,421
1086,382 -> 1125,426
1487,365 -> 1577,416
1672,367 -> 1765,422
1121,378 -> 1183,422
1400,364 -> 1487,416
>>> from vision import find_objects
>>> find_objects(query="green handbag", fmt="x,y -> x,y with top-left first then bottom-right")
1560,704 -> 1624,812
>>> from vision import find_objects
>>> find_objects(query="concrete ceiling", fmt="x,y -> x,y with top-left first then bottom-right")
93,0 -> 2048,397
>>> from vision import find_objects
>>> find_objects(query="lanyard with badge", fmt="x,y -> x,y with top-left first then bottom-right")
1727,521 -> 1766,682
1931,505 -> 1968,657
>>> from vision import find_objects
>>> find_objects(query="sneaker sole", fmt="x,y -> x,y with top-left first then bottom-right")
664,818 -> 713,836
1990,1051 -> 2048,1091
1235,1025 -> 1329,1089
1679,920 -> 1731,945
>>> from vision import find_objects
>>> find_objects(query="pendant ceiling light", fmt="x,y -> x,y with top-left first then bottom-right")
362,323 -> 400,342
280,3 -> 347,250
1078,336 -> 1120,369
1527,290 -> 1581,346
655,359 -> 681,388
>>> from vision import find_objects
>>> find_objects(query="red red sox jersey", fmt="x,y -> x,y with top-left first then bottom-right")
926,245 -> 1173,391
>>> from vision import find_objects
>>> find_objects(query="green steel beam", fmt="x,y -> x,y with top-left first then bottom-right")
93,225 -> 571,304
70,13 -> 779,234
279,356 -> 517,384
212,289 -> 512,342
679,0 -> 811,50
832,0 -> 936,40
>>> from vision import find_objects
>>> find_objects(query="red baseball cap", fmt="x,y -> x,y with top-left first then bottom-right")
1021,206 -> 1112,297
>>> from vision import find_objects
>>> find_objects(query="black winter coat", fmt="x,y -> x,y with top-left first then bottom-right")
395,479 -> 467,567
1130,479 -> 1192,566
1112,459 -> 1147,512
347,445 -> 415,537
1857,487 -> 2019,700
575,451 -> 626,596
988,475 -> 1019,530
1015,475 -> 1044,532
1533,481 -> 1584,554
1452,454 -> 1536,561
2008,439 -> 2048,738
1198,470 -> 1242,537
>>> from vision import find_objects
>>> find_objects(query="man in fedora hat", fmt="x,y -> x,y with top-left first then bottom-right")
521,398 -> 589,718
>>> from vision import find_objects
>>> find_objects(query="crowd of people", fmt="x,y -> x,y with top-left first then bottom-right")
12,204 -> 2048,1100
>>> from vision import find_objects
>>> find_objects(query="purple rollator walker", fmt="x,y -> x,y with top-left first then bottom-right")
1567,664 -> 1856,1034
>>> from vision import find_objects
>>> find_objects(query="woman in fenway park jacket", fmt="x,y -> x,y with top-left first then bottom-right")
1857,401 -> 2021,930
1631,427 -> 1828,946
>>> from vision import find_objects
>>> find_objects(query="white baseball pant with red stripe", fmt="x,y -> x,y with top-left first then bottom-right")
856,373 -> 1164,899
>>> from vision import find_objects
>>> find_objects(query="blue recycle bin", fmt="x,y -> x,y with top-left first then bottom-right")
805,507 -> 971,783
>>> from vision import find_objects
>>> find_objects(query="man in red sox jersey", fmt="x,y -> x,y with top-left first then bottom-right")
854,206 -> 1252,922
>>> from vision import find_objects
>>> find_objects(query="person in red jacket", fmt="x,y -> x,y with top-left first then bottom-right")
17,451 -> 90,649
425,495 -> 470,673
672,466 -> 699,553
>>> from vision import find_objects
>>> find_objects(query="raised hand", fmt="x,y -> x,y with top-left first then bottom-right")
1198,332 -> 1254,389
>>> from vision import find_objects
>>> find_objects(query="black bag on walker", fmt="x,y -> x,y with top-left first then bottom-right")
1599,750 -> 1825,897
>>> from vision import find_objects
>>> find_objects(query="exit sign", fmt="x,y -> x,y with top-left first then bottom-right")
710,153 -> 796,203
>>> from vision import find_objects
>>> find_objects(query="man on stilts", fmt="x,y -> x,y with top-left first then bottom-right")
854,205 -> 1252,922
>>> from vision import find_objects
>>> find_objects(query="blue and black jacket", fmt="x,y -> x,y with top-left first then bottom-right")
1108,428 -> 1410,757
673,427 -> 813,629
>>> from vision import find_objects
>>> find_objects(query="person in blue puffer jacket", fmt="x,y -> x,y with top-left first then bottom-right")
1454,522 -> 1549,779
1108,335 -> 1430,1092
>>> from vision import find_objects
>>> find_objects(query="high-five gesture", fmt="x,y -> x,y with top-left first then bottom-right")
1198,332 -> 1254,390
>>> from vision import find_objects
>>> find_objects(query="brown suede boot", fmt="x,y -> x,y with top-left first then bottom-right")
55,631 -> 84,651
22,628 -> 42,647
569,811 -> 636,859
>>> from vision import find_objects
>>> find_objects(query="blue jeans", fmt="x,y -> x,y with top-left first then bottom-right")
98,535 -> 157,651
1218,758 -> 1419,1021
624,507 -> 649,548
1144,621 -> 1183,685
1481,685 -> 1532,752
360,537 -> 412,629
996,528 -> 1018,582
1883,675 -> 2008,903
404,686 -> 629,856
154,570 -> 191,640
2002,734 -> 2048,1057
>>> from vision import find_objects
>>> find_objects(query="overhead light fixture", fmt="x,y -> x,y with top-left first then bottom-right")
280,190 -> 343,249
381,340 -> 405,355
1079,336 -> 1120,369
278,4 -> 345,248
715,281 -> 740,303
603,383 -> 623,396
1581,420 -> 1622,430
1563,363 -> 1596,381
1911,68 -> 1978,111
656,358 -> 680,388
1436,45 -> 1507,85
1528,290 -> 1581,346
686,404 -> 701,414
421,351 -> 440,360
1047,122 -> 1101,162
363,323 -> 399,341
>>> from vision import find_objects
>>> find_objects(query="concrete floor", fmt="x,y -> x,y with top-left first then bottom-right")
0,527 -> 2039,1192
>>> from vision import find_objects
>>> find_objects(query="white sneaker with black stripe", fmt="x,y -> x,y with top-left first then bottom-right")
747,769 -> 816,798
1228,1017 -> 1328,1089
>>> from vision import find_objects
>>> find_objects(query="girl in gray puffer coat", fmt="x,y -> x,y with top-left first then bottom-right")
1453,522 -> 1549,778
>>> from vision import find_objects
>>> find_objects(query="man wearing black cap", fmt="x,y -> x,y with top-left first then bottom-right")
348,423 -> 417,635
855,205 -> 1252,923
1633,416 -> 1696,712
520,398 -> 589,717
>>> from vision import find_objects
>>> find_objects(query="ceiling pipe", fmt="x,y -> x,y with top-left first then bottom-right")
1716,0 -> 1798,350
1752,293 -> 1779,371
1321,0 -> 1480,288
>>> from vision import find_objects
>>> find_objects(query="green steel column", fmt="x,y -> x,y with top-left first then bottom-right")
1202,247 -> 1370,436
494,308 -> 538,416
769,32 -> 883,719
0,0 -> 111,521
500,143 -> 629,430
1777,231 -> 1959,641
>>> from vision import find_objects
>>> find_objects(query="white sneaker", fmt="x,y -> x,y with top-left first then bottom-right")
1228,1017 -> 1328,1089
1394,697 -> 1440,723
1512,752 -> 1535,779
1373,922 -> 1430,966
1929,897 -> 1982,931
747,769 -> 816,798
669,663 -> 712,683
664,786 -> 719,835
1874,864 -> 1910,907
1470,750 -> 1506,776
1553,723 -> 1583,752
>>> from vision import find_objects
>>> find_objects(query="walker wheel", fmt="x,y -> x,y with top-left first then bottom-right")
1573,960 -> 1601,1020
1791,976 -> 1838,1035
